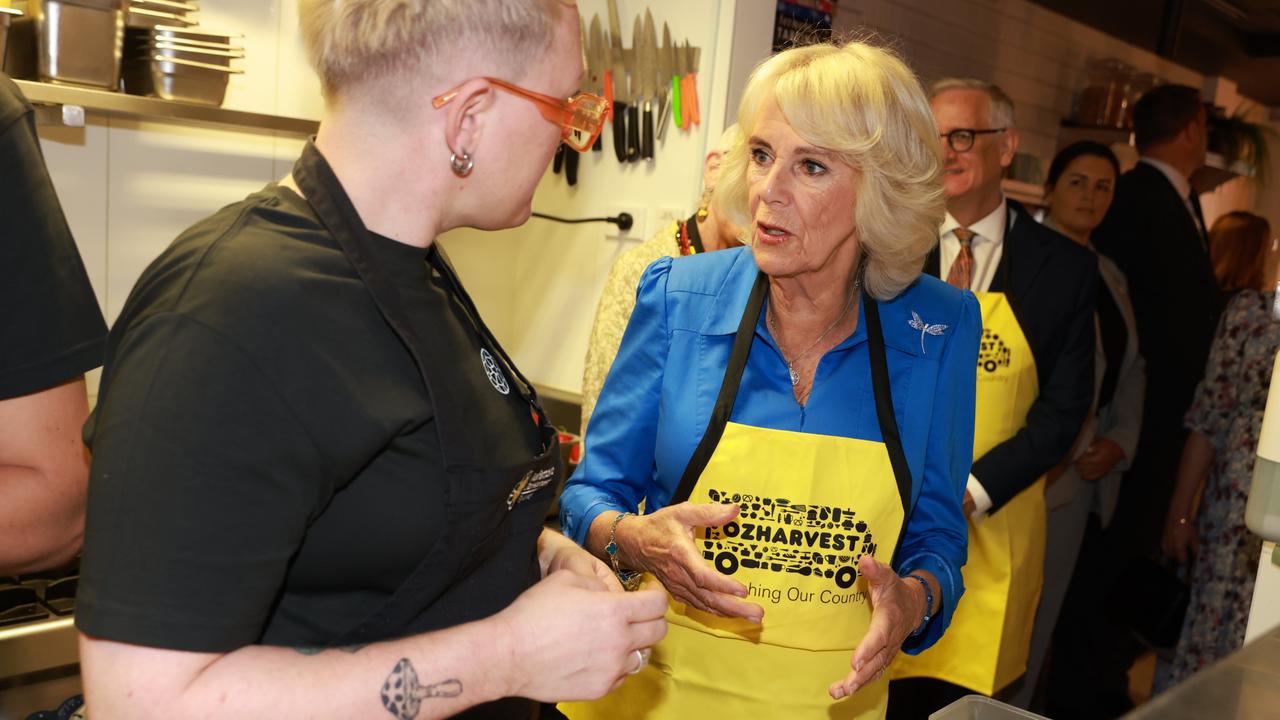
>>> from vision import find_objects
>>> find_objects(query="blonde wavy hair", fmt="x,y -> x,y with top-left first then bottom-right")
298,0 -> 565,99
716,41 -> 945,300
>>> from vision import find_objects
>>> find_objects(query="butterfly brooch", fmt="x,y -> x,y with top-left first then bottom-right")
909,311 -> 948,354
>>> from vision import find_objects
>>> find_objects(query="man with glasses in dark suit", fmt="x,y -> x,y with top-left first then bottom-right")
889,78 -> 1098,719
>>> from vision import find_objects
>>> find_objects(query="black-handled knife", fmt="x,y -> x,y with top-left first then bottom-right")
628,14 -> 644,162
640,9 -> 657,162
564,145 -> 579,186
627,104 -> 641,161
607,3 -> 629,164
612,100 -> 628,162
641,101 -> 654,161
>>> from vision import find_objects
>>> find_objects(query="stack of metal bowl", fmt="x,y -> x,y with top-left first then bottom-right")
127,0 -> 198,29
122,25 -> 244,106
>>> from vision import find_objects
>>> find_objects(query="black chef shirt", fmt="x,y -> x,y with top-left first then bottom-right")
76,181 -> 542,652
0,73 -> 106,399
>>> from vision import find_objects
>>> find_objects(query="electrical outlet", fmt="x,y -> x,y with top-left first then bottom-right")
653,206 -> 685,233
605,204 -> 647,241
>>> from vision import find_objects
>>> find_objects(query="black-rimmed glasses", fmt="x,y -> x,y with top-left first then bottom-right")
940,128 -> 1007,153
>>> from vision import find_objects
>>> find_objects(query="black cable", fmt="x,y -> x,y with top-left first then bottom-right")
530,211 -> 634,231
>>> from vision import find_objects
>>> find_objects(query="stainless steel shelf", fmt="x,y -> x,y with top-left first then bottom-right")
15,79 -> 318,136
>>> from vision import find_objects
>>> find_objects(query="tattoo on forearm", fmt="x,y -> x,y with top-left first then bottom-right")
381,658 -> 463,719
292,644 -> 368,655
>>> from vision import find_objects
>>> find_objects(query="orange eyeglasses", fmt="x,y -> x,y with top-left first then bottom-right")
432,77 -> 607,153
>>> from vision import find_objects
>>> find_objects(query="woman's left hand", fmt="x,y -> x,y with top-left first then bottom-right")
828,556 -> 928,700
539,529 -> 625,592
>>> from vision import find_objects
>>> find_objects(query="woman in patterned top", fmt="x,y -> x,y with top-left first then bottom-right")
1157,211 -> 1279,691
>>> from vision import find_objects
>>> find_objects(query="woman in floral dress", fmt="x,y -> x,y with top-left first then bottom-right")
1157,211 -> 1278,689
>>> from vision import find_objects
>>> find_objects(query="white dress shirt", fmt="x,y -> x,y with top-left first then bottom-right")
1139,156 -> 1202,235
939,198 -> 1011,518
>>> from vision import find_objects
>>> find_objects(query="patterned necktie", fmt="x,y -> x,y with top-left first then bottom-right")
947,228 -> 975,290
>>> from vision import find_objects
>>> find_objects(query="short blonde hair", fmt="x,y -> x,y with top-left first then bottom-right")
716,41 -> 945,300
298,0 -> 563,98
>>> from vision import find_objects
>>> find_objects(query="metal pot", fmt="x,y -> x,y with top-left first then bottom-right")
0,7 -> 22,70
121,53 -> 240,105
10,0 -> 128,89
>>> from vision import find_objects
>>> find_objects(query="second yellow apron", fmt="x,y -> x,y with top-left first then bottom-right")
892,291 -> 1045,695
564,273 -> 914,719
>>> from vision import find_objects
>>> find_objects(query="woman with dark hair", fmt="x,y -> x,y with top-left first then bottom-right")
1158,211 -> 1278,692
1011,141 -> 1146,710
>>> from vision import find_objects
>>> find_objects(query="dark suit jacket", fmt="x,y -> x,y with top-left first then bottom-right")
1092,162 -> 1222,440
926,200 -> 1098,512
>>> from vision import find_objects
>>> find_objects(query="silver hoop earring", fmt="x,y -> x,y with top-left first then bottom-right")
450,151 -> 474,177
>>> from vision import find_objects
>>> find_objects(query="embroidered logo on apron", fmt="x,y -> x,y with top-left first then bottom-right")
978,329 -> 1012,374
480,348 -> 511,395
700,489 -> 877,604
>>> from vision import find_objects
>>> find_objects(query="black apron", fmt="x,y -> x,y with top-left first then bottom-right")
293,141 -> 558,719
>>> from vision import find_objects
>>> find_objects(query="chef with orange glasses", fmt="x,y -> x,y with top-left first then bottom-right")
75,2 -> 666,719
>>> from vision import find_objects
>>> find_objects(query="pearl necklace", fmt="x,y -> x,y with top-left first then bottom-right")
768,281 -> 860,387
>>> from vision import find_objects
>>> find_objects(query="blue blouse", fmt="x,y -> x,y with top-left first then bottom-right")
560,247 -> 980,651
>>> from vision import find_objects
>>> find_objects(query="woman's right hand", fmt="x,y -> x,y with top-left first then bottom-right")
1161,509 -> 1197,565
500,570 -> 669,702
615,503 -> 764,623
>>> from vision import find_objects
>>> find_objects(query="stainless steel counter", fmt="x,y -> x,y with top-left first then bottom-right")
1123,624 -> 1280,719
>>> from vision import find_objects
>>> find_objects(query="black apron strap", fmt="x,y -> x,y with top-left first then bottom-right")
863,295 -> 914,528
672,273 -> 914,530
427,247 -> 553,444
672,271 -> 769,503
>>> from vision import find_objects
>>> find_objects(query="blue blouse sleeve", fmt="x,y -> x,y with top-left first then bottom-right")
559,257 -> 673,546
894,290 -> 980,653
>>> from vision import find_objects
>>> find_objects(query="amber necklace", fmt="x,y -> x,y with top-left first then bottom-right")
768,281 -> 859,387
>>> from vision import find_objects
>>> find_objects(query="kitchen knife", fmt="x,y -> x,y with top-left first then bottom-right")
686,40 -> 702,127
565,141 -> 579,185
588,14 -> 605,151
658,21 -> 676,140
607,0 -> 629,162
640,8 -> 657,161
627,15 -> 642,161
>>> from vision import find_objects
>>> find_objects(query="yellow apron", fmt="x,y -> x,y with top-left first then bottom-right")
564,274 -> 913,719
892,291 -> 1045,695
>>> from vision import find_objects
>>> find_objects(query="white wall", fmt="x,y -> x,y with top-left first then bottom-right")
834,0 -> 1203,175
439,0 -> 775,394
834,0 -> 1280,235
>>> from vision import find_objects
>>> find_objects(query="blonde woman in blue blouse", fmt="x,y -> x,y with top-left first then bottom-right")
560,40 -> 980,720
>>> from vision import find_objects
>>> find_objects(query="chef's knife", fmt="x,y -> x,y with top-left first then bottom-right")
565,141 -> 579,185
640,9 -> 657,161
685,39 -> 701,127
627,15 -> 642,161
588,15 -> 605,151
607,0 -> 629,162
658,21 -> 675,141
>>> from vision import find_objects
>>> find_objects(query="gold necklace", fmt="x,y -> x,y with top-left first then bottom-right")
768,281 -> 860,387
